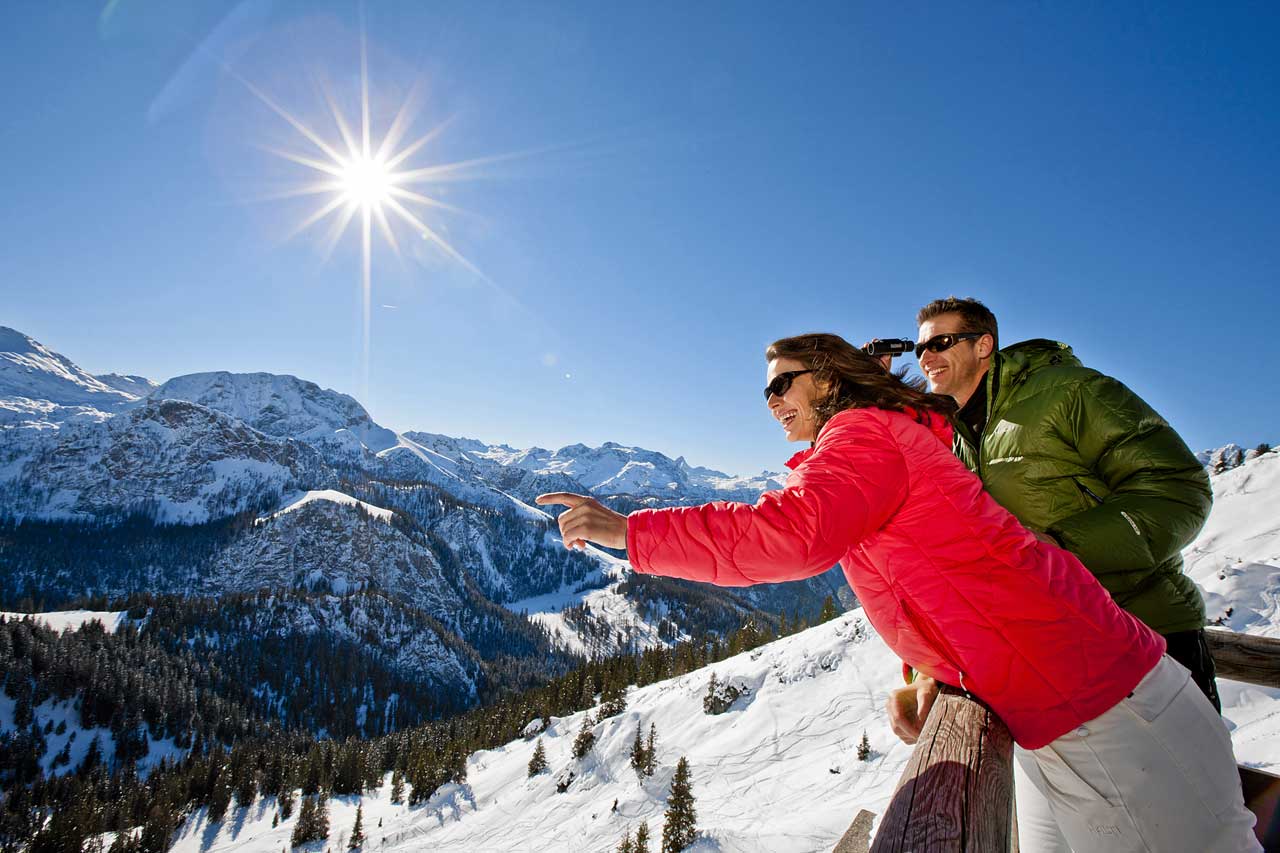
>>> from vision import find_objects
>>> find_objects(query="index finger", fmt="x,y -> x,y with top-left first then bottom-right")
534,492 -> 591,508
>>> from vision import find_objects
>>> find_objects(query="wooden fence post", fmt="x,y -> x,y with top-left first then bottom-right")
869,685 -> 1014,853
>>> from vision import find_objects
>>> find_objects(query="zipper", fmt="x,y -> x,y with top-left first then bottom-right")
976,362 -> 1001,480
1075,478 -> 1104,505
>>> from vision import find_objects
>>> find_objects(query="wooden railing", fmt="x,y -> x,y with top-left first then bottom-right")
835,629 -> 1280,853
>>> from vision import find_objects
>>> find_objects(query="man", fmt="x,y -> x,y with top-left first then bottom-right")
887,297 -> 1219,852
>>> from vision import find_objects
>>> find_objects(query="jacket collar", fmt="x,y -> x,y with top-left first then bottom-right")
996,339 -> 1080,389
782,407 -> 953,470
784,448 -> 812,470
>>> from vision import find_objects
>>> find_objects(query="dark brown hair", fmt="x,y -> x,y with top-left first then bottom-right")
916,296 -> 999,349
766,333 -> 958,433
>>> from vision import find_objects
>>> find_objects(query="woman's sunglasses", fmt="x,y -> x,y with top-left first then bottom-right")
764,369 -> 814,400
914,332 -> 985,358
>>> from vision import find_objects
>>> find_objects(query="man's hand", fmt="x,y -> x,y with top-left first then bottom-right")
886,676 -> 939,744
861,340 -> 894,372
534,492 -> 628,551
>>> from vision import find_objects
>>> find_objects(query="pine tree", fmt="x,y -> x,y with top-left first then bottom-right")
348,803 -> 364,849
617,829 -> 634,853
315,793 -> 330,841
278,786 -> 295,820
290,793 -> 330,846
389,769 -> 405,804
138,803 -> 176,853
661,757 -> 697,853
207,765 -> 232,823
645,724 -> 658,776
80,735 -> 103,775
819,595 -> 839,623
857,731 -> 872,762
572,714 -> 596,759
291,795 -> 317,846
629,722 -> 646,778
635,820 -> 651,853
528,738 -> 548,777
599,680 -> 627,718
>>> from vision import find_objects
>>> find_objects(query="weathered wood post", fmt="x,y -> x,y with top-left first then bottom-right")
1204,629 -> 1280,686
1205,629 -> 1280,850
869,684 -> 1015,853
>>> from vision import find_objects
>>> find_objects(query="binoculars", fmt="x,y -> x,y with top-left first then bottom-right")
862,338 -> 915,357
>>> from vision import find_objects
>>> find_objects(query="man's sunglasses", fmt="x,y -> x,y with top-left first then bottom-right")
764,369 -> 814,400
914,332 -> 985,358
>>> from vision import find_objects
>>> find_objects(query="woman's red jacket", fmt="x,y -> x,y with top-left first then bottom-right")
626,407 -> 1165,748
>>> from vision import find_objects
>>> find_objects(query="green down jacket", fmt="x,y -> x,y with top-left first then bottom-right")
953,339 -> 1211,635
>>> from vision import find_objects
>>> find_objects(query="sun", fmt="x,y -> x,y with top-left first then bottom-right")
338,153 -> 395,210
236,31 -> 487,404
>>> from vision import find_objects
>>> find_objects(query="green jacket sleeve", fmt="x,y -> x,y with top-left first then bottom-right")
1045,375 -> 1212,595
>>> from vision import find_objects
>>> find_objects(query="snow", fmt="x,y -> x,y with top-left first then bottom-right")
1186,449 -> 1280,637
0,327 -> 139,407
0,610 -> 129,634
257,490 -> 396,525
171,611 -> 909,853
166,597 -> 1280,852
0,694 -> 118,777
508,541 -> 675,656
152,371 -> 399,454
403,431 -> 785,503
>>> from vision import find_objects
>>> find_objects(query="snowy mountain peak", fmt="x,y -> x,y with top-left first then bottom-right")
1197,442 -> 1276,475
94,373 -> 157,397
0,327 -> 139,408
402,430 -> 786,503
151,371 -> 399,455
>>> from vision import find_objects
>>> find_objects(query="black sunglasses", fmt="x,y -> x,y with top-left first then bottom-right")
764,369 -> 814,400
914,332 -> 985,358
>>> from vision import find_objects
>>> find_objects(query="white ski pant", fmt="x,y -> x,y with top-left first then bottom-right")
1013,655 -> 1260,853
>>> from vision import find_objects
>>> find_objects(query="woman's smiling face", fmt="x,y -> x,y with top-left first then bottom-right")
766,357 -> 823,442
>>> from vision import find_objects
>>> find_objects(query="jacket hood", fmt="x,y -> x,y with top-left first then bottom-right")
997,338 -> 1081,383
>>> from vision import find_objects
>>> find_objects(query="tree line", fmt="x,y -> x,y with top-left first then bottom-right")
1,593 -> 839,851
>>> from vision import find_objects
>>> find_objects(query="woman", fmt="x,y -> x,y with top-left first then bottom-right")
537,333 -> 1258,852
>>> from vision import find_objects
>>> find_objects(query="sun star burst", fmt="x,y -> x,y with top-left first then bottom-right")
240,31 -> 484,404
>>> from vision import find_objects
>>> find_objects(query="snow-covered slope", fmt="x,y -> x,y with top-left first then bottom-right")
0,327 -> 145,440
1186,448 -> 1280,638
0,610 -> 129,634
221,498 -> 464,615
170,598 -> 1280,853
0,327 -> 142,410
257,489 -> 396,524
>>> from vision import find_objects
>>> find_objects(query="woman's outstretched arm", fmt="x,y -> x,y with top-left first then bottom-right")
538,409 -> 910,587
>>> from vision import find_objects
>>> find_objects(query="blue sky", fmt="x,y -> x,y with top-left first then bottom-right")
3,1 -> 1277,475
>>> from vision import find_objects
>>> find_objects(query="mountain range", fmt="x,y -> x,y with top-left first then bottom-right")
0,327 -> 843,729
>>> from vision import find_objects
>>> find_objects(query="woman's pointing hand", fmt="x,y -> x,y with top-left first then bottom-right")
535,492 -> 628,551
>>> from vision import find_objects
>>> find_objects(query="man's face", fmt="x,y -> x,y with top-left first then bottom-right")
916,312 -> 993,405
